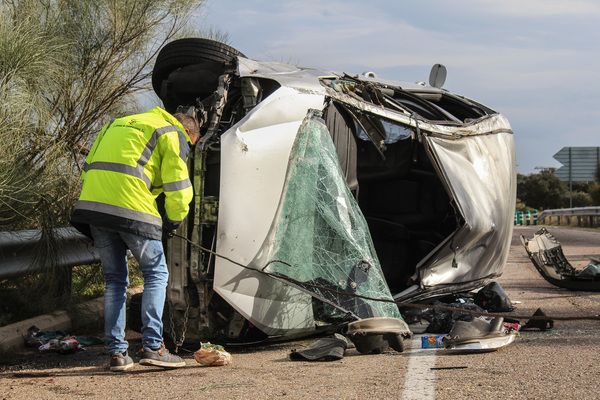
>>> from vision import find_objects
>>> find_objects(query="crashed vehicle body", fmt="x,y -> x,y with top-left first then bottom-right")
145,38 -> 516,344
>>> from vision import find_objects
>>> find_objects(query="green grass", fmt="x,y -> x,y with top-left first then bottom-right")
0,260 -> 144,327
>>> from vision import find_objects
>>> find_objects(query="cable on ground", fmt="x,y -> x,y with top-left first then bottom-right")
172,233 -> 600,322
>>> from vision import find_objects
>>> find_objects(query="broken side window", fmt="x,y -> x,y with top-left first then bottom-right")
249,109 -> 402,321
356,119 -> 413,144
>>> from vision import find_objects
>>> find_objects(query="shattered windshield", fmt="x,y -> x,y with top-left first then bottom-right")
250,109 -> 402,321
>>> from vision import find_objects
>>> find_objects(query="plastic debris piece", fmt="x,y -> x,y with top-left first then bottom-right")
442,317 -> 517,354
346,317 -> 409,353
421,335 -> 446,349
502,322 -> 521,332
474,282 -> 514,312
24,326 -> 69,348
521,308 -> 554,331
58,337 -> 81,354
193,342 -> 232,366
289,334 -> 348,361
578,262 -> 600,278
521,228 -> 600,291
38,339 -> 60,352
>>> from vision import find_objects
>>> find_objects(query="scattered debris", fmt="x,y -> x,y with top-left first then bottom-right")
23,325 -> 102,354
474,282 -> 514,312
38,337 -> 82,354
521,308 -> 554,331
289,334 -> 349,361
502,321 -> 521,332
421,335 -> 446,349
193,342 -> 232,366
521,228 -> 600,291
442,317 -> 517,354
346,317 -> 409,354
403,297 -> 486,334
24,326 -> 68,348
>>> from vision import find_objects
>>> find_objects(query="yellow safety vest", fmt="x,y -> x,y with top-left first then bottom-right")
71,107 -> 193,239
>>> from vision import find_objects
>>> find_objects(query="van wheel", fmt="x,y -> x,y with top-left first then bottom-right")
152,38 -> 245,108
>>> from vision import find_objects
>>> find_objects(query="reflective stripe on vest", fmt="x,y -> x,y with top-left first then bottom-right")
75,200 -> 163,226
83,124 -> 185,189
163,178 -> 192,192
83,161 -> 152,188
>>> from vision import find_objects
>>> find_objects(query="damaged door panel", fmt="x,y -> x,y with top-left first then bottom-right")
521,228 -> 600,291
250,110 -> 405,325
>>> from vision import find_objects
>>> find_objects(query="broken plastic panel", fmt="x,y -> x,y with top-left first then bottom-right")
521,228 -> 600,291
250,109 -> 402,321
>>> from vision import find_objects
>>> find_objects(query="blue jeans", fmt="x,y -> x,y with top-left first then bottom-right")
90,226 -> 168,354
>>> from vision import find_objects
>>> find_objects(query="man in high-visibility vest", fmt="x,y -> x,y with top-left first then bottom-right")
71,107 -> 199,371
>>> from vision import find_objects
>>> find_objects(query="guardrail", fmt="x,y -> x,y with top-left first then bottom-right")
538,206 -> 600,227
0,227 -> 99,280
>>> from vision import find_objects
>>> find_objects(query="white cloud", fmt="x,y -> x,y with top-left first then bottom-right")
461,0 -> 600,17
199,0 -> 600,173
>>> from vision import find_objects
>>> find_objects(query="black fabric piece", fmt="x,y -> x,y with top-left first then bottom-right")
71,209 -> 162,240
474,281 -> 514,312
289,335 -> 348,361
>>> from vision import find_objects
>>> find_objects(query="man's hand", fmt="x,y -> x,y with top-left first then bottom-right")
164,220 -> 180,238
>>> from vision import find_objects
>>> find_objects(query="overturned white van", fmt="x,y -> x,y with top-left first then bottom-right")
138,38 -> 516,345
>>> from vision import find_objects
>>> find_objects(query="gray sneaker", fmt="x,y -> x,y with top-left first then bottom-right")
110,351 -> 134,372
139,343 -> 186,369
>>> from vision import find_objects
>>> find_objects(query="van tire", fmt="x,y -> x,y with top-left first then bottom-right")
152,38 -> 245,98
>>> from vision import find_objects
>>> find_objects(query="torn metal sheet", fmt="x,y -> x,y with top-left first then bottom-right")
395,128 -> 516,301
521,228 -> 600,291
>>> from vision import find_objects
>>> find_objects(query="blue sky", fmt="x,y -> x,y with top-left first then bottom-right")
194,0 -> 600,173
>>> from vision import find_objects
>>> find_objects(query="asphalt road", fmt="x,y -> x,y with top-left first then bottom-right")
1,226 -> 599,400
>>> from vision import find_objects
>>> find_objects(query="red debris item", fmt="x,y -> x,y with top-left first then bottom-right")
503,322 -> 521,332
59,337 -> 81,354
38,336 -> 82,354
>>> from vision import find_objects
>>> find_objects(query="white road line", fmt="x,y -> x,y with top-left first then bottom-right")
402,340 -> 437,400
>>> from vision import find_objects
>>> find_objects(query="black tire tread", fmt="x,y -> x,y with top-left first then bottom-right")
152,38 -> 245,96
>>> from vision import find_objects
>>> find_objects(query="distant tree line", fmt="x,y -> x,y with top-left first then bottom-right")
517,168 -> 600,210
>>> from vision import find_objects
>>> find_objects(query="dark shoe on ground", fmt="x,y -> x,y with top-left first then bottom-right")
139,343 -> 186,369
110,351 -> 134,372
